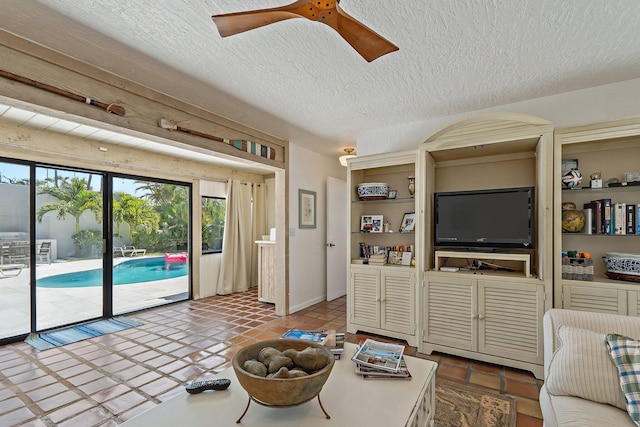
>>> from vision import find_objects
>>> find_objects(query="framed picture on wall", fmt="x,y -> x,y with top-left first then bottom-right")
299,189 -> 316,228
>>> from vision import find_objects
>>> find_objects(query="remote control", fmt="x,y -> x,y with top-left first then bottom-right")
186,378 -> 231,394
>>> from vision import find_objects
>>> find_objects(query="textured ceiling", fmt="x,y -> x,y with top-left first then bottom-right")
1,0 -> 640,160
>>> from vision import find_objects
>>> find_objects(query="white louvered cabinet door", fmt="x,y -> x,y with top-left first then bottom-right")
349,267 -> 380,328
424,275 -> 475,351
563,284 -> 627,315
381,269 -> 415,335
478,279 -> 544,364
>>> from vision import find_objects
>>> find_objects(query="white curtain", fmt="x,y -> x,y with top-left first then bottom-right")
216,180 -> 268,295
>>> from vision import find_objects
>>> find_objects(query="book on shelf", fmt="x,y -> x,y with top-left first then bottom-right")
368,253 -> 387,265
351,338 -> 405,373
602,198 -> 612,235
626,203 -> 637,235
614,202 -> 626,235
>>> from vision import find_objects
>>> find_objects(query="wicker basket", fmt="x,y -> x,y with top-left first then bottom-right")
562,257 -> 594,281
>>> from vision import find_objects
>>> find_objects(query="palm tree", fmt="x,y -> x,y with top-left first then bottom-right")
120,195 -> 159,239
37,177 -> 102,234
137,182 -> 189,249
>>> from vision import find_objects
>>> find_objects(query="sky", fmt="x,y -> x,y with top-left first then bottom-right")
1,161 -> 141,195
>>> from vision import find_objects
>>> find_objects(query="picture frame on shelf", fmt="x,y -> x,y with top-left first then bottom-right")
387,250 -> 403,265
401,252 -> 413,266
387,190 -> 397,199
299,189 -> 316,229
561,159 -> 578,174
399,212 -> 416,233
361,215 -> 383,233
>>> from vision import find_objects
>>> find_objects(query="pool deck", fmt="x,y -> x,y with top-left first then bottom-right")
0,256 -> 189,339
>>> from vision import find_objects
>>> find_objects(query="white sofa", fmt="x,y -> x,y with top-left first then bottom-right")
540,309 -> 640,427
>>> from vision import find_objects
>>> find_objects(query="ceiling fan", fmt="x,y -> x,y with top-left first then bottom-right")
212,0 -> 399,62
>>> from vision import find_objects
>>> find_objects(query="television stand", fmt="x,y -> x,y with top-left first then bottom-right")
435,250 -> 531,278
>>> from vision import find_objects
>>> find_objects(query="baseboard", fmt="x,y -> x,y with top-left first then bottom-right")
288,294 -> 326,314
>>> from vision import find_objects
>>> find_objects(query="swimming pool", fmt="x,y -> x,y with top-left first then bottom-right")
37,256 -> 188,288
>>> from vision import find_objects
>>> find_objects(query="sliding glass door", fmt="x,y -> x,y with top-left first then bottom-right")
35,166 -> 105,331
0,160 -> 191,342
0,160 -> 31,339
112,177 -> 190,314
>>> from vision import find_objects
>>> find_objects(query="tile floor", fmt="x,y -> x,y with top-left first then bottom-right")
0,288 -> 543,426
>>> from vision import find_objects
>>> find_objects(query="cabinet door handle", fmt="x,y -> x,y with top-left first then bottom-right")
478,314 -> 485,320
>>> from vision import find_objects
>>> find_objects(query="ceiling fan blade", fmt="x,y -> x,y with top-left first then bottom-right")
212,0 -> 313,37
321,6 -> 399,62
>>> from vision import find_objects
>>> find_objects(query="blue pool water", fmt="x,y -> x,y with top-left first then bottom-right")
37,256 -> 188,288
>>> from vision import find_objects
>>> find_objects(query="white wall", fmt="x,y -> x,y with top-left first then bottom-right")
358,77 -> 640,155
287,143 -> 347,313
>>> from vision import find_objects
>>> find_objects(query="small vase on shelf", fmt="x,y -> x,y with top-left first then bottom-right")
407,176 -> 415,197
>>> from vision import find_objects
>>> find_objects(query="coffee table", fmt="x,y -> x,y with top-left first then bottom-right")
121,342 -> 437,427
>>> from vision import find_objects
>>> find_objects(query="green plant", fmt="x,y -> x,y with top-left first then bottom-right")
72,229 -> 103,258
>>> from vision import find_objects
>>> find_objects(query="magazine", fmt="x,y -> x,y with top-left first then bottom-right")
325,331 -> 345,359
351,338 -> 405,373
355,357 -> 410,378
362,370 -> 413,381
281,329 -> 328,344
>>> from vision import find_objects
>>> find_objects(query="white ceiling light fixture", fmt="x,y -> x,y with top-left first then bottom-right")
339,148 -> 356,166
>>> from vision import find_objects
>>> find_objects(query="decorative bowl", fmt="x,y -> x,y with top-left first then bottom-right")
357,182 -> 389,200
603,253 -> 640,276
231,339 -> 335,406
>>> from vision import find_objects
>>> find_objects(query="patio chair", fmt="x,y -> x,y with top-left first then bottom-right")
114,245 -> 146,257
7,242 -> 29,265
0,263 -> 24,277
37,241 -> 51,264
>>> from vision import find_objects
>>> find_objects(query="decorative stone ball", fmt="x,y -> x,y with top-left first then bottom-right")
562,209 -> 586,233
562,169 -> 583,188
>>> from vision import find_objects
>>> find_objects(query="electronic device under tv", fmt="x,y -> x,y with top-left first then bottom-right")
434,186 -> 535,250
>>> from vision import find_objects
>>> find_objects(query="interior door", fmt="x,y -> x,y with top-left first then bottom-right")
326,176 -> 347,301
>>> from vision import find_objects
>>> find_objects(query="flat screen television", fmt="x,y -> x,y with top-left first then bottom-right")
434,186 -> 535,250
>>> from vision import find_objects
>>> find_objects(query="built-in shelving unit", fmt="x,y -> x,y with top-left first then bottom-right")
554,117 -> 640,315
346,150 -> 419,346
417,113 -> 554,379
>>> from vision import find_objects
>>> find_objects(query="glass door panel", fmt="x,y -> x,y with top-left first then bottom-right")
112,177 -> 189,314
35,167 -> 104,330
0,161 -> 31,340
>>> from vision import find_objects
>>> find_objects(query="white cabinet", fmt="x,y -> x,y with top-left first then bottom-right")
256,241 -> 276,303
346,150 -> 419,346
348,266 -> 417,345
554,117 -> 640,313
417,114 -> 554,380
562,281 -> 640,316
423,272 -> 544,378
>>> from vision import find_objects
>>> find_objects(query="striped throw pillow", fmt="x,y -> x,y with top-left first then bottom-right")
545,326 -> 626,410
606,333 -> 640,427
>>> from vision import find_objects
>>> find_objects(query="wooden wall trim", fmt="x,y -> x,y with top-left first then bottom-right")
0,30 -> 288,169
